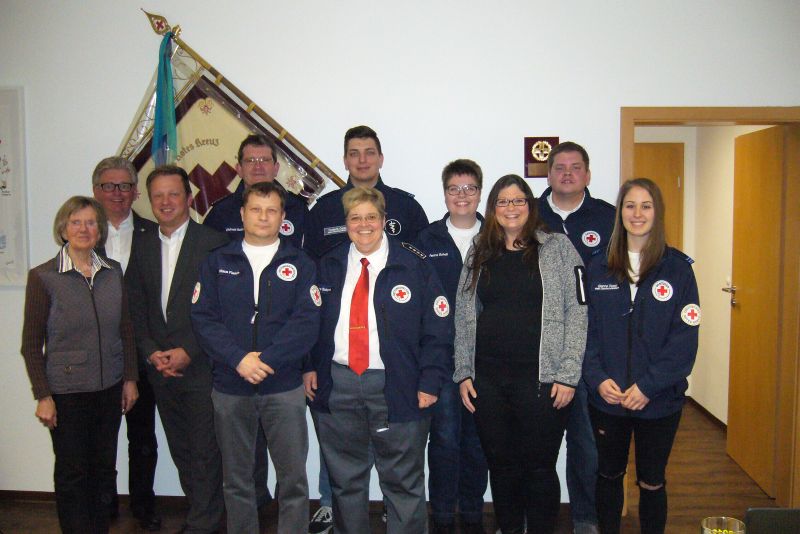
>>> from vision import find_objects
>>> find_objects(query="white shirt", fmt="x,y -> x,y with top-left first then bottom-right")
242,239 -> 280,304
159,218 -> 190,320
105,211 -> 134,274
547,191 -> 586,225
332,233 -> 389,369
628,250 -> 641,300
446,217 -> 481,262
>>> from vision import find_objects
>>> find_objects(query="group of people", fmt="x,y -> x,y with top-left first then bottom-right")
21,126 -> 700,534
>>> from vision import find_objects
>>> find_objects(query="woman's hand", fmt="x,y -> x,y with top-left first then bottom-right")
459,379 -> 477,413
36,396 -> 57,429
122,380 -> 139,413
598,379 -> 626,405
551,383 -> 575,409
621,384 -> 650,411
418,391 -> 438,409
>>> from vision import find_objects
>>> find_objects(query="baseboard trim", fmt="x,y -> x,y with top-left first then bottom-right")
686,395 -> 726,431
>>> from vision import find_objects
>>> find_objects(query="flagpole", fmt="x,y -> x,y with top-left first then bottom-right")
142,10 -> 345,188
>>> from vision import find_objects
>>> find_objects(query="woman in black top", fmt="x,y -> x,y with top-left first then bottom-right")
454,175 -> 587,534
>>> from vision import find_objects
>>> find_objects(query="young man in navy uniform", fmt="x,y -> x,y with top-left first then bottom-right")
192,181 -> 319,534
415,159 -> 488,534
537,141 -> 615,534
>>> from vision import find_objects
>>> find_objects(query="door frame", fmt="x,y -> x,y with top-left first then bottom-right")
620,106 -> 800,507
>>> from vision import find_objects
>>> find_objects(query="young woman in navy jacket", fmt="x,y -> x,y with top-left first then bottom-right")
583,178 -> 700,534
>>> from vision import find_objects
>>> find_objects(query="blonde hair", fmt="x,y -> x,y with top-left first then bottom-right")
341,186 -> 386,218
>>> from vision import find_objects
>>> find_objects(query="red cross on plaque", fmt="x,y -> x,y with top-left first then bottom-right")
282,267 -> 293,277
438,300 -> 447,312
687,308 -> 698,320
395,289 -> 407,299
657,284 -> 668,296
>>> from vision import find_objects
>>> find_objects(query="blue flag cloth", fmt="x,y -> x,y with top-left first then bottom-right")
152,32 -> 177,165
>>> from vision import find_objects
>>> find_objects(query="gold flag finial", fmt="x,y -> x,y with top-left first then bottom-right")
142,9 -> 171,35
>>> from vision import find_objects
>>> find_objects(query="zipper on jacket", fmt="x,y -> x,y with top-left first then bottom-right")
626,298 -> 634,396
85,278 -> 104,389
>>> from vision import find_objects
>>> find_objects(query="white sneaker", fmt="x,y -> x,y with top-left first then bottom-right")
308,506 -> 333,534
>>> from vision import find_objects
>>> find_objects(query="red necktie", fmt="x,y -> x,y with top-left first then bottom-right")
349,258 -> 370,375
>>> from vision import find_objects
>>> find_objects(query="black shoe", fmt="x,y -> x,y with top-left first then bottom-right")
461,521 -> 487,534
135,513 -> 162,531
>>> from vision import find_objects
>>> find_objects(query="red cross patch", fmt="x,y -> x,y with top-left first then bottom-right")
651,280 -> 673,301
391,284 -> 411,303
681,303 -> 701,326
310,284 -> 322,307
581,230 -> 601,247
276,263 -> 297,281
280,219 -> 295,236
191,282 -> 201,304
433,296 -> 450,317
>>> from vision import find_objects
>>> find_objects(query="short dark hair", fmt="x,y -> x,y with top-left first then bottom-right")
237,134 -> 279,163
441,159 -> 483,189
344,125 -> 382,156
547,141 -> 590,172
53,196 -> 108,249
146,165 -> 191,197
242,181 -> 286,211
92,157 -> 138,186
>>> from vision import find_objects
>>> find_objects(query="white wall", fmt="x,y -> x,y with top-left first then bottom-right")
1,0 -> 799,498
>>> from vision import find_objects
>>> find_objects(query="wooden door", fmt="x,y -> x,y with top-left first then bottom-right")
726,126 -> 785,496
633,143 -> 684,249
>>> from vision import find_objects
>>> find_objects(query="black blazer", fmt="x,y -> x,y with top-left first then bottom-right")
126,219 -> 228,385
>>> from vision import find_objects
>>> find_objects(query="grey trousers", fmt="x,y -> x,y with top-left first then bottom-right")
212,386 -> 309,534
150,373 -> 224,534
318,363 -> 430,534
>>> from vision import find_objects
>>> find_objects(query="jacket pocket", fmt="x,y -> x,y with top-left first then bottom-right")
46,350 -> 91,393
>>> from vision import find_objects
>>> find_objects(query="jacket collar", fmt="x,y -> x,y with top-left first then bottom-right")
219,236 -> 298,262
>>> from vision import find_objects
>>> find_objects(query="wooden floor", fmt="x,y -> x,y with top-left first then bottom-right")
0,400 -> 775,533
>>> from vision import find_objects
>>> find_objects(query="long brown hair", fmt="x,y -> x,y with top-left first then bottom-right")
466,174 -> 547,291
607,178 -> 667,284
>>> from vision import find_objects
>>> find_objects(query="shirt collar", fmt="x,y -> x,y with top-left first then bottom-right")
57,243 -> 111,274
348,231 -> 389,266
547,191 -> 585,218
158,217 -> 190,243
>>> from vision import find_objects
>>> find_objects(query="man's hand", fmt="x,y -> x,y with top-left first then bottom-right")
159,347 -> 191,377
550,383 -> 575,409
148,350 -> 170,371
236,352 -> 275,385
303,371 -> 317,401
459,379 -> 477,413
121,380 -> 139,413
36,396 -> 57,429
418,391 -> 438,409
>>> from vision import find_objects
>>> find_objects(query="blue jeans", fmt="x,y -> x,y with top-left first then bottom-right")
428,378 -> 488,525
566,380 -> 598,527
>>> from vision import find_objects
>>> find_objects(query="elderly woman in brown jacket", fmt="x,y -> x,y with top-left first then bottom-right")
21,196 -> 138,534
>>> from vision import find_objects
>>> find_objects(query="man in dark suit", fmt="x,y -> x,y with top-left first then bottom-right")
92,156 -> 161,531
127,165 -> 228,534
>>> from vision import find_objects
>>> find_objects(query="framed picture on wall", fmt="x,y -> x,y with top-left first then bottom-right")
0,87 -> 29,285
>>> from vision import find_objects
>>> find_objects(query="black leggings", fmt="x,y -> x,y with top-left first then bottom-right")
473,358 -> 570,534
588,405 -> 682,534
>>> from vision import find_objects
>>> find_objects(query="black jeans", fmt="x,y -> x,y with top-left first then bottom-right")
51,382 -> 123,534
473,358 -> 570,534
588,405 -> 682,534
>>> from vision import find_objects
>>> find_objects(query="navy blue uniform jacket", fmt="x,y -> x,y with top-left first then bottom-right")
304,177 -> 429,259
191,238 -> 320,396
203,180 -> 308,248
309,238 -> 452,422
583,248 -> 700,419
538,187 -> 615,266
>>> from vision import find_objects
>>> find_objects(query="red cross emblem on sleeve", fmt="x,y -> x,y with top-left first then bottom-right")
310,284 -> 322,307
651,280 -> 673,301
280,219 -> 294,236
391,285 -> 411,303
681,303 -> 701,326
276,263 -> 297,281
434,296 -> 450,317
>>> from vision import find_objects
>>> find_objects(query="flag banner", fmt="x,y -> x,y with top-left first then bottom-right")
120,20 -> 334,222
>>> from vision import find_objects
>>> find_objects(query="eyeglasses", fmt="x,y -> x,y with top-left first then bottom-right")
495,198 -> 529,208
347,213 -> 382,225
446,184 -> 480,196
95,182 -> 135,192
68,219 -> 98,229
241,157 -> 274,165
